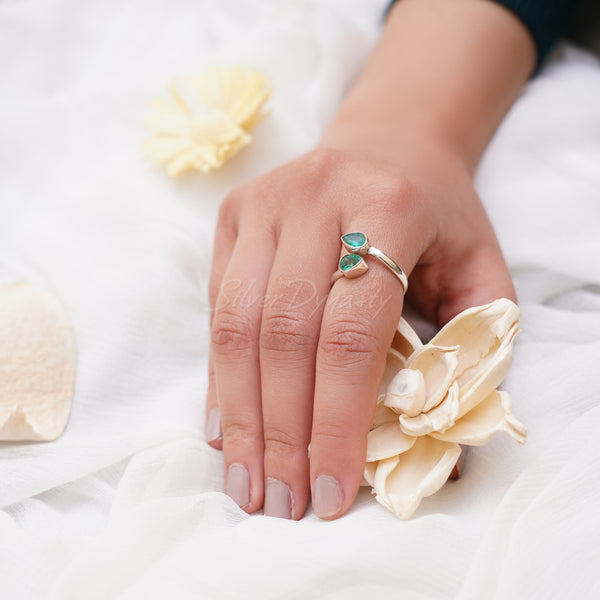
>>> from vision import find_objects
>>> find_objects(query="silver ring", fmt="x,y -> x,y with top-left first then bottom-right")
330,232 -> 408,294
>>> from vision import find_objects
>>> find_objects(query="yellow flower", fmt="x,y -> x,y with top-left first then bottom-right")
141,66 -> 272,176
364,298 -> 527,519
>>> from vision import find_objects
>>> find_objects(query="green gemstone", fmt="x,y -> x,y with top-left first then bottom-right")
339,254 -> 362,271
342,232 -> 366,248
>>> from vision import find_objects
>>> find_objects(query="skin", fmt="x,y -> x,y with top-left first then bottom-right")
205,0 -> 536,520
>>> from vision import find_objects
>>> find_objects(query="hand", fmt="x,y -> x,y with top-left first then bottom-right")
205,145 -> 515,520
204,0 -> 533,519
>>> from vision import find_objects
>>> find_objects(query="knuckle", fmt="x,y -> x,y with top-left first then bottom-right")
222,420 -> 262,447
311,415 -> 367,454
304,147 -> 343,173
264,426 -> 306,459
252,170 -> 278,200
386,172 -> 416,200
260,311 -> 315,356
211,308 -> 256,356
311,423 -> 348,446
319,317 -> 381,367
296,148 -> 344,194
376,173 -> 420,216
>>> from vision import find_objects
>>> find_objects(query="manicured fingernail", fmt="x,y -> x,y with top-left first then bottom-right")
264,478 -> 292,519
226,463 -> 250,508
313,475 -> 342,518
206,407 -> 222,443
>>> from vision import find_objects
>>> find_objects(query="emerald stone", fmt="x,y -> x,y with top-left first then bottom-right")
341,232 -> 366,248
339,254 -> 362,271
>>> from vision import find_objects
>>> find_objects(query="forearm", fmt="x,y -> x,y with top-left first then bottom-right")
321,0 -> 535,174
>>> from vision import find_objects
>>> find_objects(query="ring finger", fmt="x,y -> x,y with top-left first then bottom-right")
311,224 -> 422,519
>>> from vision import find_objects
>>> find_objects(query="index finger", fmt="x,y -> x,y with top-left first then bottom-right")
310,228 -> 414,519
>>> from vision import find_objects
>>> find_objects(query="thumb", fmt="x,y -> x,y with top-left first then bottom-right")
436,245 -> 516,326
410,243 -> 516,327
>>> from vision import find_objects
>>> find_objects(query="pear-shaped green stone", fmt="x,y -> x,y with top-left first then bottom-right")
339,254 -> 362,271
342,232 -> 366,248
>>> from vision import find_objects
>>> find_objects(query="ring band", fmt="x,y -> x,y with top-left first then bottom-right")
331,232 -> 408,294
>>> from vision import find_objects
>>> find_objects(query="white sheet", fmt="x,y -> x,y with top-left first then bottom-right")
1,1 -> 599,598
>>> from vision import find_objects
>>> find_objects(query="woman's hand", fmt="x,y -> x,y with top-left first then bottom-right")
205,144 -> 515,520
205,0 -> 534,519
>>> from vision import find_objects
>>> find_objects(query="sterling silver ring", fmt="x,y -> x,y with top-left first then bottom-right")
330,232 -> 408,294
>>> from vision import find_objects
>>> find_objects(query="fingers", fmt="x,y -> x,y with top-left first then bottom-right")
209,158 -> 429,521
259,220 -> 338,520
210,219 -> 276,513
206,151 -> 514,522
310,224 -> 422,520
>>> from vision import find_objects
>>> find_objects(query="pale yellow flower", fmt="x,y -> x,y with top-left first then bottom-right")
141,66 -> 271,175
364,298 -> 527,519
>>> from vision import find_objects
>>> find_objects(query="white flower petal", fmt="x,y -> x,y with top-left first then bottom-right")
430,390 -> 527,446
392,317 -> 423,360
372,436 -> 461,519
384,368 -> 426,417
457,322 -> 520,418
399,381 -> 460,436
377,348 -> 406,402
362,462 -> 378,487
371,403 -> 399,429
431,298 -> 519,379
366,422 -> 416,462
406,344 -> 460,412
372,455 -> 400,512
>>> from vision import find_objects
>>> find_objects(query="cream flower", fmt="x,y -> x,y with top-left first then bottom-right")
364,298 -> 526,519
141,66 -> 271,175
0,282 -> 76,441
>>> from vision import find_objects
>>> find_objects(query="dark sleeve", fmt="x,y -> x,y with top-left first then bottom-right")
385,0 -> 584,72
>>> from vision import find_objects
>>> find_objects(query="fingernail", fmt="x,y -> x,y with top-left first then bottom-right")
206,407 -> 222,443
264,478 -> 292,519
226,463 -> 250,508
313,475 -> 342,519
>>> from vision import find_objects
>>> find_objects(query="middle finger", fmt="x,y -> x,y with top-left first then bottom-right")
259,217 -> 338,519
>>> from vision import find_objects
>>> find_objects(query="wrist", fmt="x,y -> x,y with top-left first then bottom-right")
319,109 -> 469,182
319,0 -> 534,175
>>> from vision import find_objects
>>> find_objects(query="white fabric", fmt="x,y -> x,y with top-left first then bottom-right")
1,0 -> 599,598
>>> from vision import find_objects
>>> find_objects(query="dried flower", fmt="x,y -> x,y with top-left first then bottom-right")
141,66 -> 271,175
0,282 -> 75,441
364,298 -> 526,519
